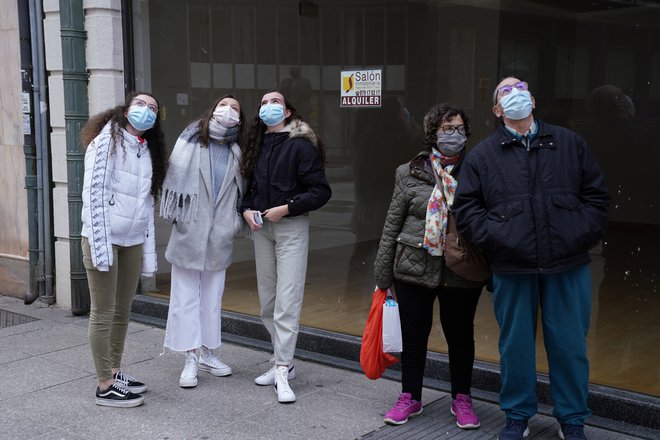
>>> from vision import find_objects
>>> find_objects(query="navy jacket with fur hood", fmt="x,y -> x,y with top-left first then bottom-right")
452,120 -> 610,274
241,119 -> 331,216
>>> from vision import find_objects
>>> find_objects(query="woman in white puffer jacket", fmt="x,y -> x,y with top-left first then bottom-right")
79,92 -> 167,408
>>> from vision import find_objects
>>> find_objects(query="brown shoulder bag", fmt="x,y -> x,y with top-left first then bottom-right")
445,211 -> 491,282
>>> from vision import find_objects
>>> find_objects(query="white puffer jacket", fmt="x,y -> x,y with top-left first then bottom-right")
80,122 -> 157,276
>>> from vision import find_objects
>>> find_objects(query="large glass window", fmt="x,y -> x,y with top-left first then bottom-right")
132,0 -> 660,397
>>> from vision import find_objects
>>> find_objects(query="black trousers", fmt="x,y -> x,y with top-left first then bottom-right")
394,279 -> 482,402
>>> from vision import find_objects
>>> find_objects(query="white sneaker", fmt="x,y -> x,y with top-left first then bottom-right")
198,346 -> 232,377
179,351 -> 198,388
255,364 -> 295,386
273,365 -> 296,403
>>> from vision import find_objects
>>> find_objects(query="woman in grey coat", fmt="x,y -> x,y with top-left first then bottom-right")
161,95 -> 246,388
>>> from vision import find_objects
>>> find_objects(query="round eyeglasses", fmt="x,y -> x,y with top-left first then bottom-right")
497,81 -> 529,97
439,125 -> 466,135
131,98 -> 159,114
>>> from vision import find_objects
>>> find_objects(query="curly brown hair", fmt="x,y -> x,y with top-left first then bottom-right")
79,91 -> 167,199
422,103 -> 471,151
240,89 -> 326,177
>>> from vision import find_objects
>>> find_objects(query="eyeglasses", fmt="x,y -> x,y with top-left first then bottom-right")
131,98 -> 158,114
497,81 -> 529,98
439,125 -> 466,135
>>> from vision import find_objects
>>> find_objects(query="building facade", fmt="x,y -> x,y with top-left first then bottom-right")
1,0 -> 659,423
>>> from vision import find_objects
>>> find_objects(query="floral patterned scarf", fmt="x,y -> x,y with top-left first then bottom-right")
423,149 -> 459,256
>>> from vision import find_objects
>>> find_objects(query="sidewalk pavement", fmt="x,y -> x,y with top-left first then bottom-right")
0,295 -> 654,440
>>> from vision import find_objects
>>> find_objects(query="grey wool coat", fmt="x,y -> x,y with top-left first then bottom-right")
164,143 -> 245,272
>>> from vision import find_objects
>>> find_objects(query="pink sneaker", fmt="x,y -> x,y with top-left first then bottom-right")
383,392 -> 423,425
450,393 -> 481,429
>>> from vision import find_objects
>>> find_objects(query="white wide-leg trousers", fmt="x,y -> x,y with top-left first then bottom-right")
164,264 -> 226,352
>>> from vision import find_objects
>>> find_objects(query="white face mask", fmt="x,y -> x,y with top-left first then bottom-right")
212,106 -> 240,128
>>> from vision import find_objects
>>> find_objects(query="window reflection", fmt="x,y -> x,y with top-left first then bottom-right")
134,0 -> 660,397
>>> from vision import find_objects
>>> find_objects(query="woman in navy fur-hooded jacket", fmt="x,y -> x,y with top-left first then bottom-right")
240,90 -> 331,404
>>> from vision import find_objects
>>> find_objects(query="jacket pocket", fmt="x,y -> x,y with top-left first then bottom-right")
547,194 -> 589,259
271,181 -> 297,205
551,194 -> 580,211
393,232 -> 427,277
487,200 -> 524,222
485,200 -> 535,263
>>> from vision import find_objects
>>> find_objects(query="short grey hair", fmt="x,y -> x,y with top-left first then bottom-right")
492,87 -> 500,106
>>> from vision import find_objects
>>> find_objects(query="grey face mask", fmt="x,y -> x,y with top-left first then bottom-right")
436,132 -> 466,156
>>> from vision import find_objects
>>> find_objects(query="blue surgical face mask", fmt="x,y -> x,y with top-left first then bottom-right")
436,132 -> 467,156
499,88 -> 533,120
127,105 -> 157,131
259,103 -> 286,127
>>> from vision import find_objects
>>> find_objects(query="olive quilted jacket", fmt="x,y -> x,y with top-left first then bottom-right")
374,151 -> 483,290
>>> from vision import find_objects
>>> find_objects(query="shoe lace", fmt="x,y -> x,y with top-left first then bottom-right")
276,367 -> 290,386
505,419 -> 527,433
393,395 -> 413,411
112,381 -> 131,394
202,347 -> 223,364
115,371 -> 136,383
185,353 -> 198,366
203,352 -> 224,367
454,397 -> 475,415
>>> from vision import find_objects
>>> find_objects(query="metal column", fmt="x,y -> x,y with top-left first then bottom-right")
60,0 -> 90,315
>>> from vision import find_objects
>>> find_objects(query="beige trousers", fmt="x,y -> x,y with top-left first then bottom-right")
253,216 -> 309,365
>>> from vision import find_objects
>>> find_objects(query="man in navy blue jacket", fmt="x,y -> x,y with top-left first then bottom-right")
453,77 -> 610,440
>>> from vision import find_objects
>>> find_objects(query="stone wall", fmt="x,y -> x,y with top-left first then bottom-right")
0,0 -> 29,297
45,0 -> 125,309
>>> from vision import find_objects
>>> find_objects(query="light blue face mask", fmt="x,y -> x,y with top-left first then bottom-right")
259,103 -> 286,127
127,106 -> 157,131
500,88 -> 533,120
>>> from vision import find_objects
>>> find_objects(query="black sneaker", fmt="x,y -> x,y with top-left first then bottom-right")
559,424 -> 588,440
113,370 -> 147,393
95,382 -> 144,408
499,418 -> 530,440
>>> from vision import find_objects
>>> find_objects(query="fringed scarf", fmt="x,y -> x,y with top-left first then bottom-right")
423,149 -> 460,256
160,120 -> 239,222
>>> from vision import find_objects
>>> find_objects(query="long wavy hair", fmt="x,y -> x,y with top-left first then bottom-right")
240,89 -> 326,177
196,94 -> 246,148
422,103 -> 471,151
79,91 -> 167,199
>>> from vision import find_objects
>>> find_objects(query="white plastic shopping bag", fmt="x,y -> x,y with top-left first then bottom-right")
382,291 -> 402,353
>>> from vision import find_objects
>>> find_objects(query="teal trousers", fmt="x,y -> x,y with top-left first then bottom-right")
493,265 -> 592,425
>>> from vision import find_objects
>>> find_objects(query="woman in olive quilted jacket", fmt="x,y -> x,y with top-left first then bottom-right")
374,103 -> 485,429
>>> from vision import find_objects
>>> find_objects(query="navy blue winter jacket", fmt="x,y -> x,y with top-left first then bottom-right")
241,120 -> 331,217
452,120 -> 610,274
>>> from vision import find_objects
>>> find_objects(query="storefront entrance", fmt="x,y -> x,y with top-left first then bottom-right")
130,0 -> 660,397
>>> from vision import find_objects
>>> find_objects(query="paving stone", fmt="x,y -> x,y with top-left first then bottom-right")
0,298 -> 656,440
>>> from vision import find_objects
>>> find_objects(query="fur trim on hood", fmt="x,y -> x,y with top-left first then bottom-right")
283,119 -> 318,147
